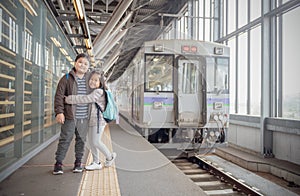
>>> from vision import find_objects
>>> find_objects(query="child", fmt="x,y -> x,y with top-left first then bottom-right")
53,53 -> 91,175
65,70 -> 116,170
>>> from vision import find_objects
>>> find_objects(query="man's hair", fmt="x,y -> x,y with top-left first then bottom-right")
75,53 -> 90,62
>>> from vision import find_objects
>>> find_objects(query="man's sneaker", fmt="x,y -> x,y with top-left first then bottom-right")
85,162 -> 103,170
73,162 -> 83,173
53,162 -> 63,175
105,152 -> 117,167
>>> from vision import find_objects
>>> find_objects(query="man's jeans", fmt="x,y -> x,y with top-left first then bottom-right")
55,119 -> 88,163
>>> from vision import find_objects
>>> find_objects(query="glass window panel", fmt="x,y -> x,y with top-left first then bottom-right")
0,83 -> 16,163
23,12 -> 35,152
238,0 -> 248,28
9,18 -> 12,50
223,0 -> 227,35
0,4 -> 18,169
0,72 -> 15,140
25,30 -> 33,61
184,12 -> 188,39
227,0 -> 236,34
228,39 -> 236,113
194,0 -> 199,40
181,17 -> 185,39
145,54 -> 173,92
238,33 -> 248,114
282,7 -> 300,119
199,0 -> 204,16
250,0 -> 261,21
199,19 -> 204,40
1,9 -> 16,50
177,19 -> 181,39
250,26 -> 261,115
205,0 -> 211,17
205,19 -> 210,41
0,2 -> 76,173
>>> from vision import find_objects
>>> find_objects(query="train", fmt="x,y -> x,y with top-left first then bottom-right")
111,39 -> 230,153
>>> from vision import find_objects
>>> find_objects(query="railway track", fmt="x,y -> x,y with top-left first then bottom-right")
171,156 -> 264,196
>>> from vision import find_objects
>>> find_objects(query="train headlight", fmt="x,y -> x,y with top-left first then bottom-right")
215,131 -> 220,137
209,131 -> 215,137
218,115 -> 223,121
223,114 -> 229,121
213,115 -> 218,121
154,44 -> 164,52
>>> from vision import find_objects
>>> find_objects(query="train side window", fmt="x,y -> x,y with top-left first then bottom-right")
145,54 -> 174,92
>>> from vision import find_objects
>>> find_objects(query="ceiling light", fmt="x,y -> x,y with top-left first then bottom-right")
73,0 -> 84,20
20,0 -> 38,16
84,38 -> 92,49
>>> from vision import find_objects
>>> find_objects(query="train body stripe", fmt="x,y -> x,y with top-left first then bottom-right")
144,97 -> 174,105
207,98 -> 230,104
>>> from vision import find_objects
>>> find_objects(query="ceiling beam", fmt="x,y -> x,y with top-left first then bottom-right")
93,0 -> 134,56
68,34 -> 85,38
57,16 -> 78,21
74,45 -> 87,49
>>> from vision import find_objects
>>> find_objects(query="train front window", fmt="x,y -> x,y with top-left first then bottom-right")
206,57 -> 215,93
206,57 -> 229,94
145,54 -> 174,92
216,58 -> 229,94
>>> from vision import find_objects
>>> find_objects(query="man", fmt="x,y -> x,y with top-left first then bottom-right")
53,53 -> 91,175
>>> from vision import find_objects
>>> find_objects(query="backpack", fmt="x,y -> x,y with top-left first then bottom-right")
95,89 -> 118,124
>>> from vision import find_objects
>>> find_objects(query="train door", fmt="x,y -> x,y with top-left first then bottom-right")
177,59 -> 204,127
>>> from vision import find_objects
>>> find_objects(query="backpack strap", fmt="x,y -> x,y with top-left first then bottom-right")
95,102 -> 103,133
64,73 -> 70,96
95,102 -> 103,113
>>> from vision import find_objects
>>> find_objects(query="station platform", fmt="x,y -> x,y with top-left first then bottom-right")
1,116 -> 299,196
0,117 -> 206,196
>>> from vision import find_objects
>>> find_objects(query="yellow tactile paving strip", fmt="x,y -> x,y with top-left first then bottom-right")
78,126 -> 121,196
